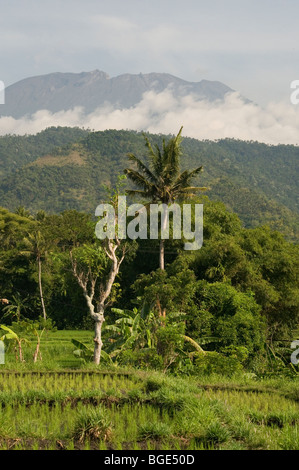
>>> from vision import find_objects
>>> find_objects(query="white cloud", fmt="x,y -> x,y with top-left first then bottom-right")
1,90 -> 299,145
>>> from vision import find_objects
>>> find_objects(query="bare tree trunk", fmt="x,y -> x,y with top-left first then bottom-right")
38,256 -> 47,320
83,294 -> 105,365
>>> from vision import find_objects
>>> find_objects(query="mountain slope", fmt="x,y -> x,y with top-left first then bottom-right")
1,71 -> 234,118
0,129 -> 297,241
0,126 -> 89,176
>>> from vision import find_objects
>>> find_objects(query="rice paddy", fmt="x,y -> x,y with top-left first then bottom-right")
0,331 -> 299,450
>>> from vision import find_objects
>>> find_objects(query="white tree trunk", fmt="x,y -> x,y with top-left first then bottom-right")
84,295 -> 105,365
93,311 -> 104,365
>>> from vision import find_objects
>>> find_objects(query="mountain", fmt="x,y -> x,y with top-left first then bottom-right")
0,128 -> 297,241
0,71 -> 234,118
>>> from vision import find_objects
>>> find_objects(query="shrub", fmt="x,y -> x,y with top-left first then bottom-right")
117,349 -> 164,370
195,351 -> 244,376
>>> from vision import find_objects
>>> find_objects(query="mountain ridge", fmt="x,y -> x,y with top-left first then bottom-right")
1,70 -> 234,118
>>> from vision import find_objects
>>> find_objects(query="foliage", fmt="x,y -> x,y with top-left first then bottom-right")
0,324 -> 29,362
191,281 -> 266,355
0,129 -> 298,240
71,339 -> 112,365
0,126 -> 89,176
124,126 -> 205,204
1,293 -> 30,323
194,351 -> 245,376
0,317 -> 56,363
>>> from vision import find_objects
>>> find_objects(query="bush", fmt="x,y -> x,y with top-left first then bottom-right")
191,282 -> 266,356
117,348 -> 164,370
195,351 -> 244,376
156,324 -> 185,371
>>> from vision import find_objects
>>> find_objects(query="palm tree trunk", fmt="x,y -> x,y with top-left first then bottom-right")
159,206 -> 168,270
38,256 -> 47,321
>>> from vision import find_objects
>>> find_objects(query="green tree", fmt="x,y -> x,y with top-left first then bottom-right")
189,281 -> 266,356
70,240 -> 127,365
133,259 -> 197,318
70,184 -> 134,365
124,127 -> 206,269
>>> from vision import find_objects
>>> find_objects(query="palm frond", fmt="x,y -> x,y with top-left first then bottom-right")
161,127 -> 183,180
172,166 -> 203,191
152,144 -> 163,176
126,153 -> 157,184
125,127 -> 206,208
124,168 -> 155,192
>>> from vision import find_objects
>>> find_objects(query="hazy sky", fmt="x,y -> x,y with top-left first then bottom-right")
1,0 -> 299,106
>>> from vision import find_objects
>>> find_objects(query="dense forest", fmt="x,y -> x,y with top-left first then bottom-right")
0,127 -> 298,241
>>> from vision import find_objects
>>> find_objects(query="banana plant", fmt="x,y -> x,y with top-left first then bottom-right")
104,307 -> 156,357
71,339 -> 112,364
105,305 -> 218,359
2,293 -> 30,323
0,324 -> 29,362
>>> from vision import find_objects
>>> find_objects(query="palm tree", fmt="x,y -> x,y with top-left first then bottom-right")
124,127 -> 206,269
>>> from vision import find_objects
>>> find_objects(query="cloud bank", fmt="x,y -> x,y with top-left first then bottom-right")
1,90 -> 299,145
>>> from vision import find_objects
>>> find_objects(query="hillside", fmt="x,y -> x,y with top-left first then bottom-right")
0,128 -> 298,240
0,126 -> 89,176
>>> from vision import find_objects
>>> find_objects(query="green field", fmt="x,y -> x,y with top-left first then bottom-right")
0,330 -> 299,451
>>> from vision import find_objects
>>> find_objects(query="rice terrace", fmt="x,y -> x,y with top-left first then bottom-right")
1,330 -> 299,451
